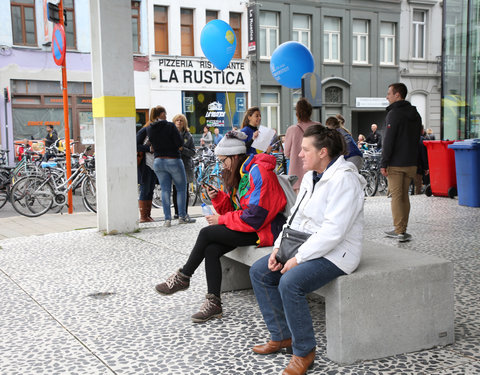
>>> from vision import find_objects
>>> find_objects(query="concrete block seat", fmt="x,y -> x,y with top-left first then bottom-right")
220,240 -> 454,364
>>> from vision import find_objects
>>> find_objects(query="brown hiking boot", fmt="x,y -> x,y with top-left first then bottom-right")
191,294 -> 222,323
155,270 -> 190,295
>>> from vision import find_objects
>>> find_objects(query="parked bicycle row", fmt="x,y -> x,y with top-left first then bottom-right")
0,141 -> 96,217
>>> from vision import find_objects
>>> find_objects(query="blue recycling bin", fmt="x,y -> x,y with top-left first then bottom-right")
448,139 -> 480,207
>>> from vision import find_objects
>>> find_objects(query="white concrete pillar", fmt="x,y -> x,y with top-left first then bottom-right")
89,0 -> 138,233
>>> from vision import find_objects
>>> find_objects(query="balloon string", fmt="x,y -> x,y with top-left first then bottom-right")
226,91 -> 233,129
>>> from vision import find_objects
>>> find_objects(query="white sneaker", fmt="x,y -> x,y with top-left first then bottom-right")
164,220 -> 171,228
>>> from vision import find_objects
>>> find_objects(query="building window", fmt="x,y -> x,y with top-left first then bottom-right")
352,19 -> 369,64
11,0 -> 37,46
325,86 -> 343,104
131,1 -> 141,53
260,91 -> 280,132
292,14 -> 311,49
230,12 -> 242,59
63,0 -> 76,49
412,10 -> 426,59
292,92 -> 302,123
380,22 -> 395,65
181,8 -> 194,56
154,6 -> 168,55
259,11 -> 279,59
324,17 -> 341,62
206,10 -> 217,23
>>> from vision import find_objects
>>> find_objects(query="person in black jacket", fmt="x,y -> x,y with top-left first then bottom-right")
137,108 -> 159,223
147,106 -> 195,227
414,128 -> 429,194
172,113 -> 196,221
381,83 -> 422,242
44,125 -> 58,160
365,123 -> 382,149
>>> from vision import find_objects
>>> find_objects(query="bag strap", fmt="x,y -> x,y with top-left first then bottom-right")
286,190 -> 307,227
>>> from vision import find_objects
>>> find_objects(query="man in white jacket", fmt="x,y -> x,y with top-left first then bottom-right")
250,125 -> 366,375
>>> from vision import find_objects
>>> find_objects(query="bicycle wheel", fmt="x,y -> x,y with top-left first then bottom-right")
81,175 -> 97,213
10,176 -> 54,217
0,171 -> 10,209
188,181 -> 198,207
377,173 -> 388,193
152,184 -> 162,208
360,170 -> 378,197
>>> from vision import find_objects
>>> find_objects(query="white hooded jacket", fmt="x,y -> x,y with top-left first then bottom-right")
274,156 -> 366,274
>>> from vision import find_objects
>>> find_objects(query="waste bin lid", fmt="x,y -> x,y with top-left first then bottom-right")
448,139 -> 480,150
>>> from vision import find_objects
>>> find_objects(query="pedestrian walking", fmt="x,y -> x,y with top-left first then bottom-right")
381,83 -> 422,242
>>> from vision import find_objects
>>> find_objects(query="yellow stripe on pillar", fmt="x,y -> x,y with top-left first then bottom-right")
92,96 -> 136,118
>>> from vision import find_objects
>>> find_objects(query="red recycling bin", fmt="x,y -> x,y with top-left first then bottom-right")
423,140 -> 457,197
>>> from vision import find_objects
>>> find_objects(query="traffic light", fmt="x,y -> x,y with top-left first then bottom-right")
47,2 -> 68,26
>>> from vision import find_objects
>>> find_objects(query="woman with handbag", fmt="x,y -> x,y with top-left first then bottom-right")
154,131 -> 287,323
137,107 -> 159,223
147,106 -> 195,227
171,114 -> 196,221
249,125 -> 366,375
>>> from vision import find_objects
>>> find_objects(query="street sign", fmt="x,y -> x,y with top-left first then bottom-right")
52,24 -> 66,66
47,2 -> 67,26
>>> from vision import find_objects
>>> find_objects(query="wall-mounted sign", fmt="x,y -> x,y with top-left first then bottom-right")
184,97 -> 194,113
236,97 -> 246,112
206,101 -> 226,127
356,97 -> 389,108
247,5 -> 257,55
151,57 -> 250,92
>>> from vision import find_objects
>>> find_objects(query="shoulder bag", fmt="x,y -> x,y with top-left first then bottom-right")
275,191 -> 311,265
143,136 -> 155,170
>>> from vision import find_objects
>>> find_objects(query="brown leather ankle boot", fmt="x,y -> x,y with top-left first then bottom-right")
282,348 -> 315,375
252,338 -> 292,354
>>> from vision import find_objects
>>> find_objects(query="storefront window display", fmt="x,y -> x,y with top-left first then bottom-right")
182,91 -> 247,136
443,0 -> 480,140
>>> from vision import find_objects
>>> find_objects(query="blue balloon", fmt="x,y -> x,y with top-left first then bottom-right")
200,20 -> 237,71
270,42 -> 315,89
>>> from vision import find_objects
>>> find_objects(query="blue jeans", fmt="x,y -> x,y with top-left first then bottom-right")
250,255 -> 346,357
153,158 -> 187,220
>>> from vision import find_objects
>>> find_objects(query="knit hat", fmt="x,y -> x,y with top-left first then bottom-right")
214,130 -> 247,156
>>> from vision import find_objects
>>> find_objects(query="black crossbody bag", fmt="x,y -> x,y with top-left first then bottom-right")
275,191 -> 311,265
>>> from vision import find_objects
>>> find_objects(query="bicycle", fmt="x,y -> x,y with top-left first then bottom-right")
10,150 -> 96,217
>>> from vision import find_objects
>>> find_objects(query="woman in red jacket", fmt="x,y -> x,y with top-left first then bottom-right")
155,131 -> 287,323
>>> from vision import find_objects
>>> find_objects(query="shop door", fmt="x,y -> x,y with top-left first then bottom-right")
78,110 -> 94,152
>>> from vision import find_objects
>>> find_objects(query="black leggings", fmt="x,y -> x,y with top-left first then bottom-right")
181,225 -> 259,297
172,183 -> 188,215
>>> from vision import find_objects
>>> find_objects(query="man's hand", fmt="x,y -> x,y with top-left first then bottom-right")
281,256 -> 298,274
380,167 -> 388,177
268,248 -> 283,272
205,214 -> 219,225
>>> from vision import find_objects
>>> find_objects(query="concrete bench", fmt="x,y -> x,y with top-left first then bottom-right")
220,240 -> 454,364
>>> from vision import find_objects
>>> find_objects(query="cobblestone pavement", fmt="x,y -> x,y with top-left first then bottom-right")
0,195 -> 479,374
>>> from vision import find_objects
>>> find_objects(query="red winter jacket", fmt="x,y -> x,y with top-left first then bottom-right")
212,153 -> 287,246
